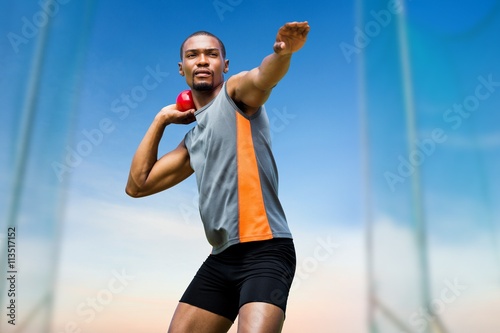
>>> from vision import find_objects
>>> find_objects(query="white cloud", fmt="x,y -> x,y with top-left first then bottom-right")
45,159 -> 500,333
366,215 -> 500,332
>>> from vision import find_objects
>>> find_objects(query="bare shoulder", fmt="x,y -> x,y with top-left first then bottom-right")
226,71 -> 264,115
226,71 -> 249,99
176,137 -> 190,157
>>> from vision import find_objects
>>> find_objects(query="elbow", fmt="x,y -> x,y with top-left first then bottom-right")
125,184 -> 145,198
125,187 -> 139,198
125,175 -> 148,198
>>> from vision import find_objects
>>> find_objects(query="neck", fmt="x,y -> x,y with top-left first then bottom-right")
191,80 -> 224,109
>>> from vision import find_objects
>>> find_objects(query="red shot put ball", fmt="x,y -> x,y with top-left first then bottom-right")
176,90 -> 195,111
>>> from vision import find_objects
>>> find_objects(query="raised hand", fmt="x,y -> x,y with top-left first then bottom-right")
156,104 -> 196,125
273,21 -> 310,55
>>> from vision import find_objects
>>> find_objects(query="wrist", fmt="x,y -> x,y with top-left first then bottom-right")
271,51 -> 293,63
273,49 -> 293,57
153,113 -> 170,128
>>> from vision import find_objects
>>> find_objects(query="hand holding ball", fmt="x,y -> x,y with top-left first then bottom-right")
176,90 -> 195,111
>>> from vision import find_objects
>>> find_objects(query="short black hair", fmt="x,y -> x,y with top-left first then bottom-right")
180,31 -> 226,60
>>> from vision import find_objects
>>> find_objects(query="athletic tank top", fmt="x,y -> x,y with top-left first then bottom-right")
184,82 -> 292,254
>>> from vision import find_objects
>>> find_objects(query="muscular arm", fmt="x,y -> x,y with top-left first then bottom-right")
125,105 -> 195,198
228,21 -> 310,114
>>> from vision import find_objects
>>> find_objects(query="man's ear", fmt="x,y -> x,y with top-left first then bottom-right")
223,59 -> 229,73
178,62 -> 185,76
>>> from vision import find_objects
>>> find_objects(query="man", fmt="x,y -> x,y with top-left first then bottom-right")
126,21 -> 310,333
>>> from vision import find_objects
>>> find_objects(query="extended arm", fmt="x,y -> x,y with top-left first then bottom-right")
125,105 -> 195,198
228,21 -> 310,113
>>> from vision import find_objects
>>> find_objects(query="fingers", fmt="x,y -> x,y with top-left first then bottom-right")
173,109 -> 196,124
157,105 -> 196,125
281,21 -> 310,37
182,109 -> 196,123
275,21 -> 310,55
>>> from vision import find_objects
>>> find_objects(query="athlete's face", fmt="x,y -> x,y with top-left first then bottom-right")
179,35 -> 229,91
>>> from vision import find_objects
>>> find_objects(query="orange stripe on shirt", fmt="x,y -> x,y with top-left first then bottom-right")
236,112 -> 273,242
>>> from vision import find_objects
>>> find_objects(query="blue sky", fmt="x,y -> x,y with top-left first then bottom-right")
1,1 -> 500,332
60,0 -> 364,229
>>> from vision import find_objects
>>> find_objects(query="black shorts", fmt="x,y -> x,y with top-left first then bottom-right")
179,238 -> 296,322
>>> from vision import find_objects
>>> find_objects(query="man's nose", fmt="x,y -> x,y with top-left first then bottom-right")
197,54 -> 208,66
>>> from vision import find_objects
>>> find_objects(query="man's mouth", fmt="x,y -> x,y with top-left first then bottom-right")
194,69 -> 212,77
